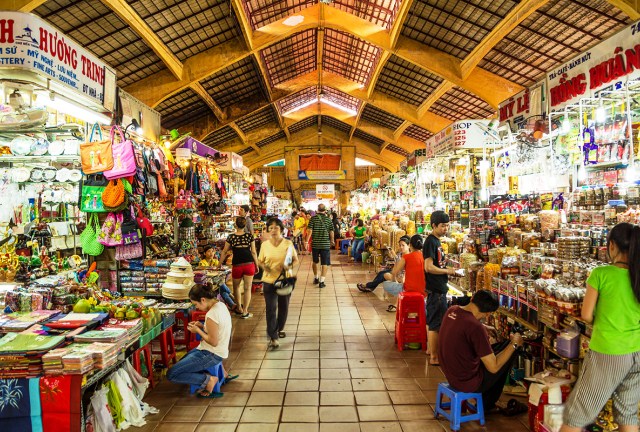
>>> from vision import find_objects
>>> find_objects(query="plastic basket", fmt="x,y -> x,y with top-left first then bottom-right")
161,313 -> 176,330
140,323 -> 162,347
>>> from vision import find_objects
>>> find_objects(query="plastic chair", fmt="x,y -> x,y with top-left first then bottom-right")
340,239 -> 351,254
434,382 -> 485,431
152,327 -> 177,367
132,344 -> 155,388
394,291 -> 427,351
174,311 -> 189,346
189,362 -> 226,394
188,310 -> 207,351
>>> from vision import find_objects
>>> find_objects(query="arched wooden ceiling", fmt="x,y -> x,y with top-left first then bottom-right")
11,0 -> 636,170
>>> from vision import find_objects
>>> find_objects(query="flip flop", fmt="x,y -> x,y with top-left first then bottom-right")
197,390 -> 224,399
386,305 -> 397,312
278,331 -> 286,338
224,374 -> 239,383
357,284 -> 368,292
500,399 -> 528,417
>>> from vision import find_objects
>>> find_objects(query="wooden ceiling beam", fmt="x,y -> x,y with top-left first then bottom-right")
460,0 -> 551,80
605,0 -> 640,19
229,122 -> 261,155
416,81 -> 455,119
98,0 -> 183,79
5,0 -> 47,11
393,120 -> 411,141
189,83 -> 226,121
124,3 -> 520,110
389,0 -> 415,49
229,0 -> 254,50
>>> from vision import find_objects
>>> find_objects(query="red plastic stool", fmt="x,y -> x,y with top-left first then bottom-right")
187,310 -> 207,351
174,311 -> 189,346
132,344 -> 155,388
251,282 -> 263,293
394,291 -> 427,351
152,327 -> 177,367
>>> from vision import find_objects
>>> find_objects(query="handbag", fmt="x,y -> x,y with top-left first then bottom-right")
98,212 -> 123,246
79,174 -> 109,212
80,123 -> 114,174
102,179 -> 125,208
80,213 -> 105,256
274,270 -> 296,296
135,204 -> 153,236
115,242 -> 143,260
104,126 -> 137,179
121,208 -> 140,245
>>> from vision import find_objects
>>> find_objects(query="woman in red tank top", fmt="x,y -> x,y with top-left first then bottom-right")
382,235 -> 426,312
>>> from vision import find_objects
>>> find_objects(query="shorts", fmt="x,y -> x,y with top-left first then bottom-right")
312,248 -> 331,266
563,350 -> 640,428
382,281 -> 403,297
232,262 -> 257,279
425,292 -> 448,331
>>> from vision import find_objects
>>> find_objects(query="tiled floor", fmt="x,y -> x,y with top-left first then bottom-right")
133,251 -> 531,431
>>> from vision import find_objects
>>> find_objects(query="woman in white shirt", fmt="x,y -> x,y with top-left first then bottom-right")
258,217 -> 299,349
167,283 -> 238,398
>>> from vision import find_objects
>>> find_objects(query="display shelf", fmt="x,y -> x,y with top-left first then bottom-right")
543,343 -> 577,363
0,155 -> 80,163
497,308 -> 540,333
122,291 -> 163,298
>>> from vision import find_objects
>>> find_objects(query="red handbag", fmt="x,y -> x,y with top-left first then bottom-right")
135,203 -> 154,236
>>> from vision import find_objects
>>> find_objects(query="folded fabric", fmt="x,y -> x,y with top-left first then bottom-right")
40,375 -> 82,432
0,378 -> 43,432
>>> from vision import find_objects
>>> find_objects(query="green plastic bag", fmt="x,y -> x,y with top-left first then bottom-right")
80,213 -> 104,256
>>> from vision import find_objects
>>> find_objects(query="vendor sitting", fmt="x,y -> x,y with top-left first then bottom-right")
167,283 -> 238,398
438,290 -> 523,413
199,246 -> 239,314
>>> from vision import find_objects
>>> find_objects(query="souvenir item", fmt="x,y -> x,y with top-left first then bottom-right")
80,213 -> 104,256
80,124 -> 114,174
104,126 -> 136,179
102,179 -> 125,208
10,136 -> 35,155
80,174 -> 108,213
98,212 -> 123,247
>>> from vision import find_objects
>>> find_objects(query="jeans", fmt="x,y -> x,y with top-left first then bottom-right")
263,282 -> 290,340
475,345 -> 516,411
351,238 -> 364,258
218,283 -> 236,308
382,281 -> 403,297
167,348 -> 223,389
366,270 -> 391,290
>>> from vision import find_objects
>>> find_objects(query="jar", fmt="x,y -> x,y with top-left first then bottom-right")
584,188 -> 595,206
577,189 -> 586,208
594,187 -> 604,206
603,186 -> 612,202
627,184 -> 639,205
605,202 -> 618,225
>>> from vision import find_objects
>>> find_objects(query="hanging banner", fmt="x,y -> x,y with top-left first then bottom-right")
298,170 -> 346,180
0,12 -> 117,110
219,152 -> 244,173
498,82 -> 545,131
301,190 -> 317,200
425,120 -> 495,155
316,184 -> 335,199
547,20 -> 640,109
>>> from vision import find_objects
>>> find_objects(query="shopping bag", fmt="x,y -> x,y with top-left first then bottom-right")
104,126 -> 137,180
80,124 -> 114,174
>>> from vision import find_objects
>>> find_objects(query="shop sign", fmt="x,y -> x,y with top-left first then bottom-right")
547,20 -> 640,108
0,12 -> 117,110
181,137 -> 219,158
498,82 -> 545,131
301,190 -> 316,200
426,120 -> 493,154
219,152 -> 244,173
298,170 -> 346,180
316,184 -> 335,199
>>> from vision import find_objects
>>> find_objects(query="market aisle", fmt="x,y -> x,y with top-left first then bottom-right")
134,252 -> 531,432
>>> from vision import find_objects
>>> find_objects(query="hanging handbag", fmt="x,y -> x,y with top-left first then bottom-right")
104,126 -> 137,179
121,208 -> 140,245
80,123 -> 114,174
115,242 -> 143,261
134,203 -> 154,236
157,173 -> 167,197
80,213 -> 104,256
102,179 -> 125,208
98,212 -> 123,246
79,174 -> 109,213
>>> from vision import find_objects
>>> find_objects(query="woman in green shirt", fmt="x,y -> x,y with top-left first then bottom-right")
561,222 -> 640,432
349,219 -> 367,262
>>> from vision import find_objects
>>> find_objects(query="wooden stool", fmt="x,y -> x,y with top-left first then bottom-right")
174,311 -> 189,346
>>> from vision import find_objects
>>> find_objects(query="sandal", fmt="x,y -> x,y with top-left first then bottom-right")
357,284 -> 368,292
500,399 -> 528,417
224,374 -> 239,383
278,331 -> 286,338
386,305 -> 397,312
197,390 -> 224,399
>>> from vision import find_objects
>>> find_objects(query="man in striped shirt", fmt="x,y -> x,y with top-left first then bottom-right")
306,204 -> 335,288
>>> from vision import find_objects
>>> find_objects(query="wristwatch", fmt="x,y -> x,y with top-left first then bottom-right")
512,343 -> 520,350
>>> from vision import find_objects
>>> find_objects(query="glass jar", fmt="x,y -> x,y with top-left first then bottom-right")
603,186 -> 612,202
577,189 -> 586,208
594,187 -> 604,206
627,184 -> 639,205
605,201 -> 618,225
584,188 -> 595,206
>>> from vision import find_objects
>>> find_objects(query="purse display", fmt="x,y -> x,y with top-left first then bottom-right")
98,212 -> 123,247
80,213 -> 105,256
80,174 -> 109,213
104,126 -> 137,180
102,179 -> 125,208
80,124 -> 114,174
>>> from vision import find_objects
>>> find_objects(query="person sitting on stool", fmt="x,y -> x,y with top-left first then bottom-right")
438,290 -> 523,414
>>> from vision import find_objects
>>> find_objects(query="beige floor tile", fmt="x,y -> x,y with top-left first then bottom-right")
319,406 -> 359,422
279,423 -> 319,432
195,424 -> 238,432
222,379 -> 255,392
229,368 -> 259,380
379,367 -> 411,379
350,368 -> 382,379
388,390 -> 429,405
399,420 -> 446,432
320,391 -> 355,406
357,405 -> 398,421
265,350 -> 294,359
348,359 -> 378,368
163,405 -> 206,422
289,368 -> 320,379
292,350 -> 320,359
320,358 -> 349,369
261,359 -> 292,369
393,404 -> 435,421
155,423 -> 197,432
354,391 -> 391,405
346,351 -> 375,359
239,406 -> 282,423
358,421 -> 403,432
383,378 -> 421,391
319,379 -> 353,392
319,423 -> 360,432
351,378 -> 386,391
287,379 -> 320,391
210,391 -> 251,407
236,423 -> 279,432
252,380 -> 288,391
320,368 -> 351,379
320,342 -> 345,350
295,342 -> 320,350
201,406 -> 244,422
257,368 -> 290,380
232,359 -> 263,369
284,391 -> 320,406
246,391 -> 284,406
320,350 -> 348,359
281,406 -> 319,423
291,358 -> 320,368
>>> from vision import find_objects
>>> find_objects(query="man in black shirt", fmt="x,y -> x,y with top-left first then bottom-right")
423,210 -> 457,366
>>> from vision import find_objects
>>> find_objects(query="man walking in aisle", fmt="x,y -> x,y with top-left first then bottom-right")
239,205 -> 254,236
423,210 -> 457,366
306,204 -> 334,288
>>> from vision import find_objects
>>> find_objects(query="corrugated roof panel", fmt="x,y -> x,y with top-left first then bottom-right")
375,55 -> 444,106
236,105 -> 278,133
321,87 -> 361,113
361,105 -> 404,130
403,124 -> 432,142
202,125 -> 239,148
156,88 -> 212,129
323,29 -> 381,85
386,144 -> 409,156
199,57 -> 269,109
237,147 -> 254,156
278,87 -> 318,114
289,116 -> 318,134
243,0 -> 316,29
321,116 -> 352,135
430,87 -> 495,121
261,30 -> 317,86
256,131 -> 287,147
353,129 -> 384,146
329,0 -> 400,29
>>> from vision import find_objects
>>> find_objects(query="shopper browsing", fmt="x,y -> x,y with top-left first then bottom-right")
258,217 -> 299,349
219,217 -> 259,319
560,223 -> 640,432
167,283 -> 238,398
293,211 -> 307,254
423,210 -> 456,366
238,204 -> 254,235
357,236 -> 409,293
349,219 -> 367,261
331,212 -> 342,241
438,290 -> 523,413
382,235 -> 426,312
200,246 -> 239,314
306,204 -> 334,288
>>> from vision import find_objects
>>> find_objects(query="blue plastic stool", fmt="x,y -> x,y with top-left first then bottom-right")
434,382 -> 485,431
189,362 -> 226,394
340,239 -> 351,254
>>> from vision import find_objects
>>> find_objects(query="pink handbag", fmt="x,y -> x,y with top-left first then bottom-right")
104,126 -> 137,180
98,212 -> 123,246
